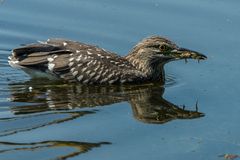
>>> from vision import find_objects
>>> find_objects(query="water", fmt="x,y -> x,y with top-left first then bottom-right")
0,0 -> 240,159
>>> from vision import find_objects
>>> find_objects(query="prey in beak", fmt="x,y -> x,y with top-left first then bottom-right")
170,48 -> 207,62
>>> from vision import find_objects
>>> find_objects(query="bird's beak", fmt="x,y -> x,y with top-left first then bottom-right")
171,48 -> 207,60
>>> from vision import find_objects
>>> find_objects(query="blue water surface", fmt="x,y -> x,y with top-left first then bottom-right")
0,0 -> 240,160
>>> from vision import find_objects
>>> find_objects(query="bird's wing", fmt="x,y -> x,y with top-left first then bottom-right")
10,39 -> 145,84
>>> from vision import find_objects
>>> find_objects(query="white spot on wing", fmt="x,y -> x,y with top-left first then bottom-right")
115,72 -> 121,76
120,79 -> 127,83
76,55 -> 82,61
69,57 -> 74,62
128,78 -> 133,82
99,66 -> 104,74
108,79 -> 116,84
72,71 -> 78,76
77,75 -> 83,81
86,70 -> 91,75
107,73 -> 115,78
63,42 -> 67,46
87,61 -> 93,66
47,57 -> 54,62
48,63 -> 55,71
94,64 -> 101,71
69,62 -> 74,67
83,79 -> 89,84
28,86 -> 33,92
82,67 -> 87,72
70,68 -> 75,72
119,64 -> 127,67
76,50 -> 80,53
94,75 -> 101,81
67,103 -> 73,109
102,69 -> 109,76
87,51 -> 93,55
92,60 -> 97,65
77,63 -> 83,67
100,77 -> 108,83
110,60 -> 115,63
89,72 -> 95,78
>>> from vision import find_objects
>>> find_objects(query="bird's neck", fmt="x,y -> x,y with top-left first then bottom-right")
125,54 -> 165,83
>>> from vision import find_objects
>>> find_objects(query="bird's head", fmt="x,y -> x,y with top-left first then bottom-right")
126,36 -> 207,80
127,36 -> 207,64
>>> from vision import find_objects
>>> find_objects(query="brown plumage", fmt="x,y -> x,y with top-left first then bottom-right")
8,36 -> 207,84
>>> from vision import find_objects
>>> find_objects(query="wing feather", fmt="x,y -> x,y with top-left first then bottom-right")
9,39 -> 146,83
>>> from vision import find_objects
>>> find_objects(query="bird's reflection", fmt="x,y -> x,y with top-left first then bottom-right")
0,140 -> 110,160
7,78 -> 204,124
0,78 -> 204,159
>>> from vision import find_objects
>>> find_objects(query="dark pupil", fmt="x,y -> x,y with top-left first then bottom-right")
160,45 -> 166,50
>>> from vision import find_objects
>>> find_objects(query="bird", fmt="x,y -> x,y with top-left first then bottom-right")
8,36 -> 207,84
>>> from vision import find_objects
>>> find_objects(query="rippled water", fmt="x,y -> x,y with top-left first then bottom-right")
0,0 -> 240,160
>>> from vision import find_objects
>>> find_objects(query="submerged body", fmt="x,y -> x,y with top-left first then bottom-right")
8,36 -> 207,84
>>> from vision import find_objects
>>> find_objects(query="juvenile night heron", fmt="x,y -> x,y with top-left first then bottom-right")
8,36 -> 207,84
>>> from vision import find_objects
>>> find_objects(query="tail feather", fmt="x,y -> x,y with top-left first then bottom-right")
17,55 -> 49,66
8,39 -> 86,81
9,40 -> 74,80
9,43 -> 69,67
26,50 -> 71,57
12,43 -> 60,57
14,50 -> 72,66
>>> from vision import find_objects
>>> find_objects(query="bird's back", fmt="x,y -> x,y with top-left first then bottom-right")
9,39 -> 146,84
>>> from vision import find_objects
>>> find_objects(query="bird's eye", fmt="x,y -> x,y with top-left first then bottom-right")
160,45 -> 167,51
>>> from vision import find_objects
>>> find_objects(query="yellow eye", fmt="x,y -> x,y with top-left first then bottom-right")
160,45 -> 167,51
